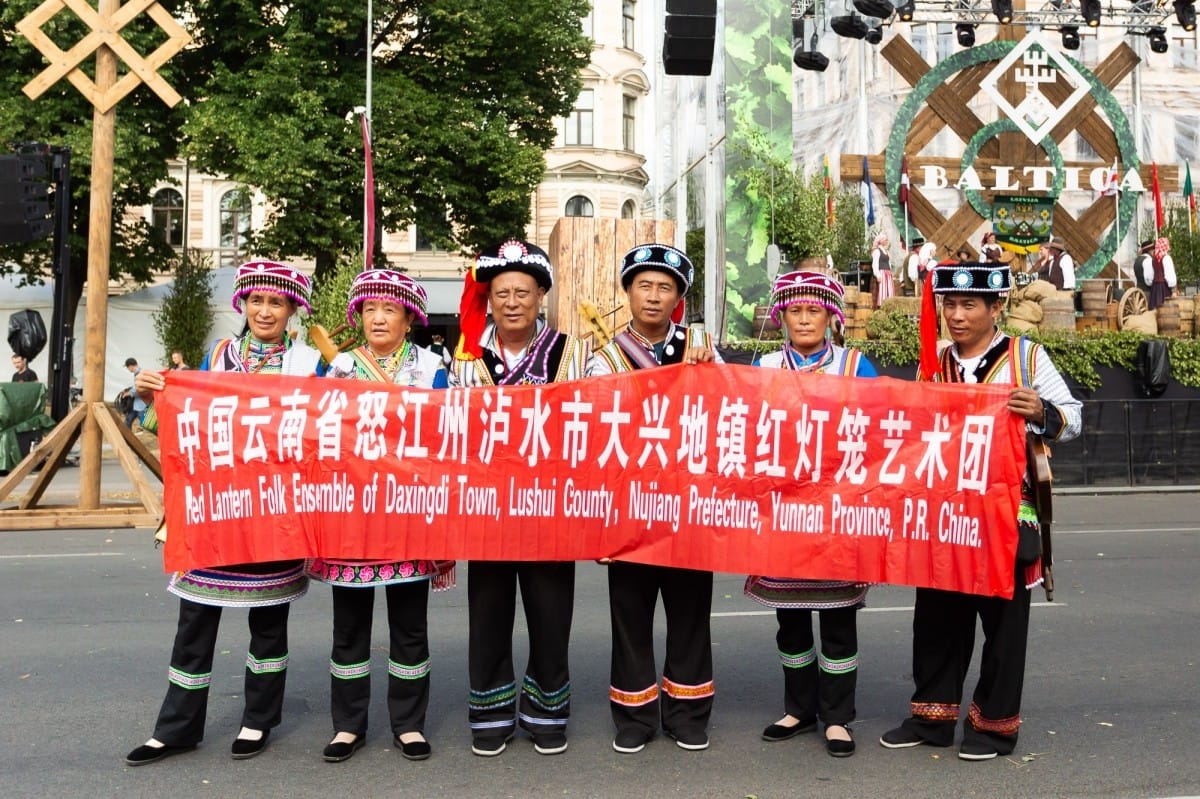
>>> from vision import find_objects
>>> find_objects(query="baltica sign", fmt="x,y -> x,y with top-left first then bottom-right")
918,165 -> 1146,194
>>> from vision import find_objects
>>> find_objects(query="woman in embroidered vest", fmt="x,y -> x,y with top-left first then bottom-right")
310,269 -> 450,763
125,260 -> 323,766
745,270 -> 876,758
450,239 -> 589,758
880,263 -> 1081,761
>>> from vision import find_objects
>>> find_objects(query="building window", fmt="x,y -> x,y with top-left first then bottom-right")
564,89 -> 594,146
623,95 -> 637,151
219,189 -> 252,267
152,188 -> 184,247
415,226 -> 434,251
623,0 -> 636,49
565,195 -> 594,217
621,200 -> 637,219
581,10 -> 593,40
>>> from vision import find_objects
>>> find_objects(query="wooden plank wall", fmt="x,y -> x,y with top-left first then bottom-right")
546,217 -> 676,340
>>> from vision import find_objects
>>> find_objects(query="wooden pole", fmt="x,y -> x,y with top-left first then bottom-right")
79,0 -> 120,510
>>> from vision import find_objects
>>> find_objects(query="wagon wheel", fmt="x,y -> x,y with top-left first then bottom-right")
1118,287 -> 1148,328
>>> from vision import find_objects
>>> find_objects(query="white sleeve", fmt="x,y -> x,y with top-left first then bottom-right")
871,248 -> 882,278
1141,255 -> 1154,286
1163,254 -> 1177,288
1060,254 -> 1076,290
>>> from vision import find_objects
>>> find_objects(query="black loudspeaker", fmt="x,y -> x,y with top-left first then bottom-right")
0,154 -> 52,244
664,0 -> 717,76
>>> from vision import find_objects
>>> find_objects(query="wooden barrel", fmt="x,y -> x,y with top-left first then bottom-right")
1040,295 -> 1076,331
843,286 -> 861,308
1156,299 -> 1181,337
1180,296 -> 1196,338
1106,300 -> 1120,330
752,304 -> 782,338
1080,280 -> 1113,316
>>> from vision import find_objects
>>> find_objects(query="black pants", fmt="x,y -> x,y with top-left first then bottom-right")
775,606 -> 858,727
151,598 -> 290,746
467,560 -> 574,740
898,566 -> 1032,754
329,581 -> 431,737
608,562 -> 713,737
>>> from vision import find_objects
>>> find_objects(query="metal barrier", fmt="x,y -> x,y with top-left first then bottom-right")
1051,399 -> 1200,487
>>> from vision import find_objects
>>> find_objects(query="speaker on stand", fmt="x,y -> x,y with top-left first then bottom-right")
663,0 -> 717,76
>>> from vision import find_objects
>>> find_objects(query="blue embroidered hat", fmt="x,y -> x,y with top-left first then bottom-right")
619,243 -> 694,296
930,263 -> 1012,295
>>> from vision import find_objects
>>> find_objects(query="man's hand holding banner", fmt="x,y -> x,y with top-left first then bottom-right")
157,364 -> 1025,597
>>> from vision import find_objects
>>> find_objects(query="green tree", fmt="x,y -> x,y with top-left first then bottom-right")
305,258 -> 366,359
1161,203 -> 1200,290
152,252 -> 215,369
1,0 -> 189,337
180,0 -> 591,281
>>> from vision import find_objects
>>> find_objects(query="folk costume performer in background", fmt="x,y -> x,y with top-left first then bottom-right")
451,240 -> 590,757
587,243 -> 719,755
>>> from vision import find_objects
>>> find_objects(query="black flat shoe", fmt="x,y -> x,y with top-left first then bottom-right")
323,736 -> 365,763
761,718 -> 818,742
395,734 -> 432,761
825,727 -> 856,758
124,743 -> 196,767
231,729 -> 271,760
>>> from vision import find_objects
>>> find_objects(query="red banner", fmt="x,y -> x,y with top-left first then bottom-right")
158,365 -> 1026,597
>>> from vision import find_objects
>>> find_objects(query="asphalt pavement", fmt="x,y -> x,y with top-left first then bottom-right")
1,470 -> 1198,799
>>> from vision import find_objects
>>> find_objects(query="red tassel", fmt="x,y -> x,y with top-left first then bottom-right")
670,298 -> 685,324
917,273 -> 939,381
455,271 -> 489,360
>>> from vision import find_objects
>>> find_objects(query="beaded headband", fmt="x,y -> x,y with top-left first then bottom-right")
346,269 -> 428,327
930,263 -> 1012,295
620,243 -> 694,296
769,270 -> 846,326
231,260 -> 313,315
473,239 -> 554,290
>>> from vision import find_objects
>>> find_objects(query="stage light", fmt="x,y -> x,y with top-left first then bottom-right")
1175,0 -> 1197,31
1147,25 -> 1168,52
865,24 -> 883,43
1082,0 -> 1102,27
956,23 -> 976,47
853,0 -> 896,17
895,0 -> 915,21
1060,25 -> 1081,50
831,14 -> 871,38
793,31 -> 830,71
991,0 -> 1013,24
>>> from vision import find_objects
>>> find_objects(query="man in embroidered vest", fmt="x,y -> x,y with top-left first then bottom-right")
880,263 -> 1081,761
451,239 -> 590,758
587,242 -> 720,754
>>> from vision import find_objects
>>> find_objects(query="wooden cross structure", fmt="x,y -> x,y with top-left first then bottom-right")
0,0 -> 189,529
842,22 -> 1179,273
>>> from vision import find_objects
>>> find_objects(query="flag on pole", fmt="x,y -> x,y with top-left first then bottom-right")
1100,158 -> 1120,197
917,273 -> 939,382
361,113 -> 376,269
824,155 -> 835,228
1152,161 -> 1164,232
1185,162 -> 1196,231
861,155 -> 876,227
